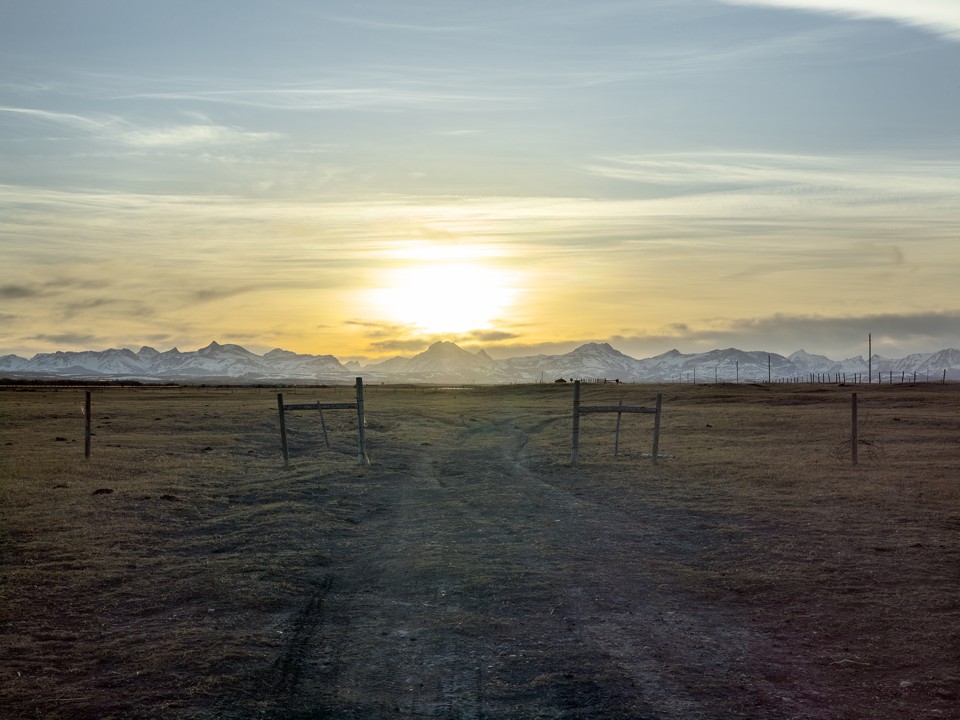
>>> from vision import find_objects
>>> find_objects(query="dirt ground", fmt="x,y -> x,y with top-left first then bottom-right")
1,382 -> 958,719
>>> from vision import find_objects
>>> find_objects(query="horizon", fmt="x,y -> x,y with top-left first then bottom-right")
2,2 -> 958,363
6,337 -> 956,367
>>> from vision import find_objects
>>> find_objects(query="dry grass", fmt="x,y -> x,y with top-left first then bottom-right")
1,382 -> 958,719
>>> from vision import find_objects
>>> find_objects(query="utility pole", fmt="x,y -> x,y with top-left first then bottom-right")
868,333 -> 872,384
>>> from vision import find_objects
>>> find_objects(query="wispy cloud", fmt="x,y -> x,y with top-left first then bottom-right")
721,0 -> 960,40
120,124 -> 278,148
118,74 -> 521,112
326,14 -> 476,34
61,297 -> 118,319
0,277 -> 109,300
612,310 -> 960,358
0,105 -> 116,134
465,330 -> 520,343
0,105 -> 277,148
192,285 -> 273,303
0,283 -> 43,299
583,151 -> 958,195
582,153 -> 960,234
28,332 -> 103,347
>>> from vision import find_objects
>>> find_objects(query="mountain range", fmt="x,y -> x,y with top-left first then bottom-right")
2,340 -> 959,384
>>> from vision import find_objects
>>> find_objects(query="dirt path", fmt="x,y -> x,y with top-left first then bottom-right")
255,414 -> 824,719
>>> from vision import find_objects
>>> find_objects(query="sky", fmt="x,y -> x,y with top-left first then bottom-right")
1,0 -> 958,363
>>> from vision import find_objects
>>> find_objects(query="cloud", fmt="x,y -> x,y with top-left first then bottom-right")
0,278 -> 106,300
192,285 -> 266,303
583,152 -> 957,198
120,124 -> 278,148
62,298 -> 118,319
368,337 -> 432,353
612,311 -> 960,358
0,106 -> 114,134
0,105 -> 277,149
122,81 -> 517,112
720,0 -> 960,40
464,330 -> 520,343
28,333 -> 102,347
327,14 -> 475,34
0,284 -> 42,299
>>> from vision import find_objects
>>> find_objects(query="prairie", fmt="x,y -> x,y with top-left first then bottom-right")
1,382 -> 958,719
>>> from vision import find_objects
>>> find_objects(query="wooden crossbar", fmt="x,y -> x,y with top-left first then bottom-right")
579,405 -> 657,414
283,402 -> 358,411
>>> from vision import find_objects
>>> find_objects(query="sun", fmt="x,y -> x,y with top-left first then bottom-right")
370,259 -> 518,335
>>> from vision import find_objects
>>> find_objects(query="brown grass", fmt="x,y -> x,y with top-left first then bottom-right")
1,382 -> 958,719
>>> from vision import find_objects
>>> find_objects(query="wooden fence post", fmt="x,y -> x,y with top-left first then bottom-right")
356,377 -> 370,465
851,392 -> 858,466
318,406 -> 330,448
277,393 -> 289,468
651,393 -> 662,465
571,380 -> 581,463
614,399 -> 623,457
84,390 -> 92,459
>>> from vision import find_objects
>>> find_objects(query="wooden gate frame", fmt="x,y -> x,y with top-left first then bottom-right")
570,380 -> 662,464
277,377 -> 370,467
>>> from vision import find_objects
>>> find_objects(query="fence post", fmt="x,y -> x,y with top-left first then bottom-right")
356,377 -> 370,465
651,393 -> 662,465
277,393 -> 289,468
84,390 -> 92,459
614,399 -> 623,457
318,406 -> 330,448
851,392 -> 858,466
571,380 -> 581,463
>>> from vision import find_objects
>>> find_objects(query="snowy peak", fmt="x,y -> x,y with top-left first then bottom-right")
568,342 -> 627,359
0,354 -> 28,371
263,348 -> 296,360
197,341 -> 257,358
789,349 -> 841,374
383,340 -> 498,380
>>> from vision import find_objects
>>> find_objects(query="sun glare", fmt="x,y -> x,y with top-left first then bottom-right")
370,258 -> 518,335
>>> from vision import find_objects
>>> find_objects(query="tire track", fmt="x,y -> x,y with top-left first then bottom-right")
269,576 -> 333,698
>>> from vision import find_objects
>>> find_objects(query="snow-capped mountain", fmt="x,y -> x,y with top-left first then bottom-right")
2,340 -> 960,384
365,341 -> 499,382
788,349 -> 842,375
0,341 -> 351,383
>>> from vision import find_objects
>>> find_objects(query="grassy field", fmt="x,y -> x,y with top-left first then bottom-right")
1,382 -> 958,719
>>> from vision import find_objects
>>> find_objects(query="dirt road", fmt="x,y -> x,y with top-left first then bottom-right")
254,409 -> 827,719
